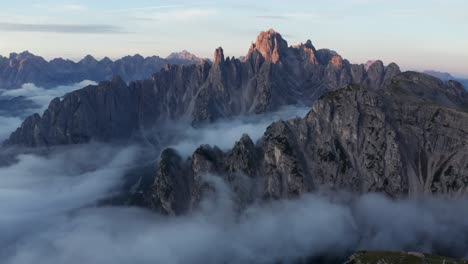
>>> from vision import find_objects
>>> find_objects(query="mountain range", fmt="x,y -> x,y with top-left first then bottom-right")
5,29 -> 401,147
2,28 -> 468,263
0,50 -> 206,90
4,28 -> 468,212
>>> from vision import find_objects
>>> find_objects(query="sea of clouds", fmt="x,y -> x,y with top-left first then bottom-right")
1,82 -> 468,264
1,145 -> 468,264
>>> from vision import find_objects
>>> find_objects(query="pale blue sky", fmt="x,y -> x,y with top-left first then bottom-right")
0,0 -> 467,77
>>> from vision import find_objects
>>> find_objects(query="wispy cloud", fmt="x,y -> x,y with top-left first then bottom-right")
106,5 -> 183,13
0,22 -> 126,34
62,4 -> 87,12
133,8 -> 217,22
252,15 -> 288,20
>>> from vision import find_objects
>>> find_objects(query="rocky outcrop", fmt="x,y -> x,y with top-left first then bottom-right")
148,71 -> 468,215
0,51 -> 206,90
6,29 -> 401,147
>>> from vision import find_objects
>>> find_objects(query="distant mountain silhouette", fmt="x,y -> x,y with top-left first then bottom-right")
0,50 -> 206,89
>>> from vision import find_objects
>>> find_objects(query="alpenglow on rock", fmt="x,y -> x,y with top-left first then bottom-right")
6,29 -> 401,147
145,72 -> 468,215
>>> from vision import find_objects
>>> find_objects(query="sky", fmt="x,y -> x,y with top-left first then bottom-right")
0,0 -> 467,77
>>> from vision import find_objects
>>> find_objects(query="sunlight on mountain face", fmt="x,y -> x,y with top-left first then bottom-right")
1,2 -> 468,263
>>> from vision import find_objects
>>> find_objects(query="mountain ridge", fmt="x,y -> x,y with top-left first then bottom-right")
4,29 -> 402,147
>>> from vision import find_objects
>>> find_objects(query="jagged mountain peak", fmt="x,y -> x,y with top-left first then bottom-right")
247,28 -> 289,63
167,50 -> 193,58
8,51 -> 43,62
79,54 -> 98,64
166,50 -> 205,64
100,56 -> 113,64
15,50 -> 35,59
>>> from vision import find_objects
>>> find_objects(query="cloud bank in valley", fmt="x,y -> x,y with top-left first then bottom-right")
0,80 -> 96,112
168,105 -> 310,156
1,82 -> 467,263
0,144 -> 140,250
0,116 -> 22,142
0,80 -> 96,142
2,159 -> 468,264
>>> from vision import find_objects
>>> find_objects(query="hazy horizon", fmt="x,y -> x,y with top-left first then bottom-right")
0,0 -> 467,78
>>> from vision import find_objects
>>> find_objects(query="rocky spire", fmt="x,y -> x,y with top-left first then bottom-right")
213,47 -> 225,65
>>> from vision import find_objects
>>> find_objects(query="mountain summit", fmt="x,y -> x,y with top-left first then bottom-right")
166,50 -> 205,64
246,28 -> 288,63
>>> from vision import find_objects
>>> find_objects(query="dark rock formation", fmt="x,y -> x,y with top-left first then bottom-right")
0,51 -> 206,90
148,71 -> 468,215
6,29 -> 401,147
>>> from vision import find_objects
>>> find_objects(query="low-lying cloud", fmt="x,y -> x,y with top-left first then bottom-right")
1,86 -> 468,263
1,111 -> 468,263
0,116 -> 22,142
0,144 -> 140,251
168,105 -> 310,156
0,80 -> 96,141
2,158 -> 468,264
0,80 -> 96,112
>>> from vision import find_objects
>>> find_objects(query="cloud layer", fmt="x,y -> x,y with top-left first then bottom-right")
0,101 -> 467,262
2,161 -> 468,264
1,80 -> 467,263
168,105 -> 310,156
0,80 -> 96,142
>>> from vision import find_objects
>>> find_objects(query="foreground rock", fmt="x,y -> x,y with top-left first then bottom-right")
345,251 -> 468,264
6,29 -> 400,147
147,71 -> 468,214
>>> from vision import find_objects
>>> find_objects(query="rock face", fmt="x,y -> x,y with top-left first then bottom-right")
0,51 -> 206,90
148,72 -> 468,215
6,29 -> 401,147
